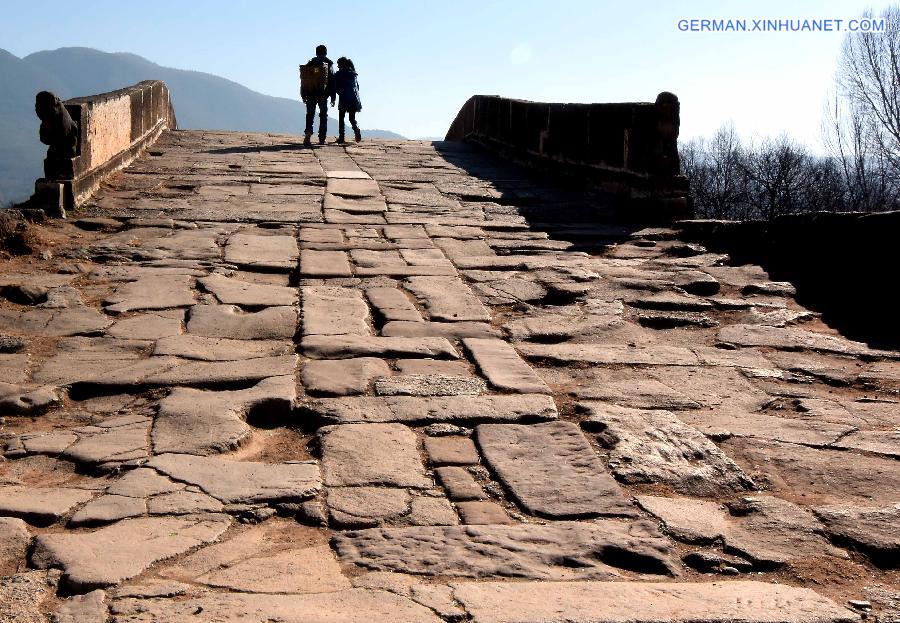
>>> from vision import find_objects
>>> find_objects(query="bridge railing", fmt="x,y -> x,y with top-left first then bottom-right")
445,93 -> 688,217
31,80 -> 176,216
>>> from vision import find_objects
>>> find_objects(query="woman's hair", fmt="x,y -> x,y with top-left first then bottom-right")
342,58 -> 356,71
336,56 -> 348,69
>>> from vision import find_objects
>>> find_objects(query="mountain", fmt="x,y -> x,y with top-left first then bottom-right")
0,47 -> 405,206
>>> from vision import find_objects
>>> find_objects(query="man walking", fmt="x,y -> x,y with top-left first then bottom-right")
300,44 -> 335,146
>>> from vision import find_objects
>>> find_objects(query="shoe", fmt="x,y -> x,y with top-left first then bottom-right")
336,135 -> 345,144
302,135 -> 311,147
354,128 -> 362,142
318,136 -> 326,145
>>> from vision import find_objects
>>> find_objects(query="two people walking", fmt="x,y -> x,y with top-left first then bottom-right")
300,44 -> 362,146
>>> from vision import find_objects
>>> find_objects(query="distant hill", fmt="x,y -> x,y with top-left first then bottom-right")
0,47 -> 405,206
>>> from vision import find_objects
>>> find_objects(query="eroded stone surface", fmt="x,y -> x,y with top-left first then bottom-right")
320,423 -> 430,488
581,403 -> 755,496
333,521 -> 678,579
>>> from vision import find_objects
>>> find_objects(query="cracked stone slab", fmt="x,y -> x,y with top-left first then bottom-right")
451,580 -> 855,623
309,394 -> 558,425
319,423 -> 430,488
109,589 -> 441,622
435,466 -> 486,501
463,338 -> 550,393
0,486 -> 95,526
581,402 -> 755,496
199,273 -> 297,307
332,520 -> 678,579
52,590 -> 108,623
104,276 -> 195,313
107,312 -> 183,340
62,415 -> 152,466
0,382 -> 62,415
403,276 -> 491,322
186,305 -> 297,340
225,233 -> 298,270
153,376 -> 295,455
31,513 -> 231,592
477,421 -> 632,518
328,487 -> 412,528
637,495 -> 845,566
147,454 -> 320,504
302,335 -> 458,359
302,358 -> 391,395
0,571 -> 54,623
301,286 -> 371,336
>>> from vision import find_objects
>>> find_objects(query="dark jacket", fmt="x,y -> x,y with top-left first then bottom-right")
334,69 -> 362,112
305,55 -> 336,99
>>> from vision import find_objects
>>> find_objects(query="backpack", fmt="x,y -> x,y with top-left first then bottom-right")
300,62 -> 329,97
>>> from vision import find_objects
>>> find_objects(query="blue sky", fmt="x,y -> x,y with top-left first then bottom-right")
0,0 -> 884,146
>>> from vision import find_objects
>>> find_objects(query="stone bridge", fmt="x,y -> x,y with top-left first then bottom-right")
0,82 -> 898,622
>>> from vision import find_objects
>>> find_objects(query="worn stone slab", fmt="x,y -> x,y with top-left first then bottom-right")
520,343 -> 699,366
463,338 -> 550,393
424,436 -> 480,465
0,382 -> 61,415
581,403 -> 755,496
0,486 -> 95,526
395,359 -> 473,376
104,276 -> 195,313
52,590 -> 108,623
814,504 -> 900,565
366,287 -> 424,322
0,307 -> 112,337
199,274 -> 297,307
153,335 -> 292,360
186,304 -> 297,339
355,265 -> 458,277
147,454 -> 320,504
451,580 -> 855,623
107,312 -> 183,340
225,234 -> 298,270
574,377 -> 701,409
31,514 -> 231,592
456,501 -> 513,525
477,421 -> 632,518
404,276 -> 491,322
325,193 -> 388,213
718,324 -> 894,358
69,494 -> 148,527
302,335 -> 458,359
302,358 -> 391,395
319,423 -> 430,488
153,376 -> 295,455
0,517 -> 30,572
381,320 -> 501,339
310,394 -> 558,425
328,487 -> 412,528
109,589 -> 441,622
299,249 -> 354,277
435,466 -> 485,501
301,286 -> 370,336
332,520 -> 678,579
0,571 -> 54,623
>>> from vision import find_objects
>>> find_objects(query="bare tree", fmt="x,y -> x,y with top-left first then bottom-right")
741,135 -> 815,220
830,5 -> 900,210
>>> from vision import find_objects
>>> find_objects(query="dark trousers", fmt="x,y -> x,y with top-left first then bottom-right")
304,96 -> 328,139
339,110 -> 359,137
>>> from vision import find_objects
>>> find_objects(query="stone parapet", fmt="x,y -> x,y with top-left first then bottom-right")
30,80 -> 176,216
445,93 -> 688,218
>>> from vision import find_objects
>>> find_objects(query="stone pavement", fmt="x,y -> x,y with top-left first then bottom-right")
1,130 -> 898,622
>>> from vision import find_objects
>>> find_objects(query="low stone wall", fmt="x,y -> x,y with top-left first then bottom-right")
32,80 -> 176,216
677,211 -> 900,349
445,94 -> 689,217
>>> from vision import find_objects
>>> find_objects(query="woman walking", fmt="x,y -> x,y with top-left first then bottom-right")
334,57 -> 362,143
